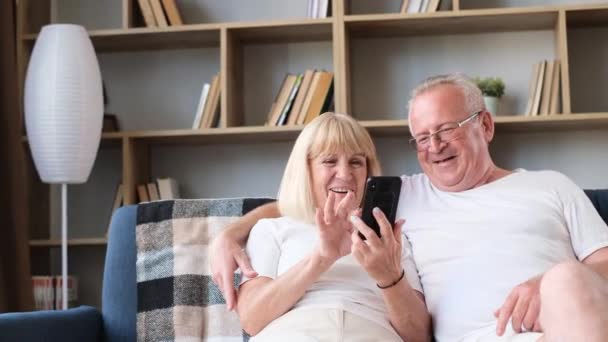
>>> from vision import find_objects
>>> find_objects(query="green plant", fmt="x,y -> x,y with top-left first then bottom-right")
473,77 -> 505,98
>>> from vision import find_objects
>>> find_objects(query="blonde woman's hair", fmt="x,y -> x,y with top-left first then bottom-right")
277,113 -> 381,223
407,73 -> 484,133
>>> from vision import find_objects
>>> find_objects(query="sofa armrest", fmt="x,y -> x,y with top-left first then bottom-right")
0,305 -> 102,342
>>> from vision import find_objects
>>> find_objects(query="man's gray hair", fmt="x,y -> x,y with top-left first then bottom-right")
407,73 -> 485,131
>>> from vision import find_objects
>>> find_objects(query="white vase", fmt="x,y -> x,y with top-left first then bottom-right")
483,96 -> 499,116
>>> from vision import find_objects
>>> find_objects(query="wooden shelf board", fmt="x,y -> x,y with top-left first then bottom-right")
345,8 -> 558,37
360,112 -> 608,135
101,113 -> 608,144
21,19 -> 334,51
22,132 -> 124,147
22,25 -> 223,51
227,18 -> 334,44
128,125 -> 304,145
566,7 -> 608,28
30,238 -> 108,247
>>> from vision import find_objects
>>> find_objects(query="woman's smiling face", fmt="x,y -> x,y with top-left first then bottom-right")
309,150 -> 368,211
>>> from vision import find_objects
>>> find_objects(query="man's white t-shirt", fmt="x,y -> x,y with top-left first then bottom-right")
397,170 -> 608,342
241,216 -> 423,334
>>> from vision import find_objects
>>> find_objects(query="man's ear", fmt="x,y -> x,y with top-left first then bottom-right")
480,110 -> 495,142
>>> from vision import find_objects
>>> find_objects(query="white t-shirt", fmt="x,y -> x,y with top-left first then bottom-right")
241,216 -> 423,334
397,170 -> 608,342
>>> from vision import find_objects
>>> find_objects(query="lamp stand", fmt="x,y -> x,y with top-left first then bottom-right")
61,183 -> 68,310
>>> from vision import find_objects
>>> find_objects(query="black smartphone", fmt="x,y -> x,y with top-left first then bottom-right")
358,176 -> 402,239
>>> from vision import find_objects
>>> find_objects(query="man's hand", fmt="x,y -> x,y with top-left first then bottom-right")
495,275 -> 543,336
209,231 -> 258,311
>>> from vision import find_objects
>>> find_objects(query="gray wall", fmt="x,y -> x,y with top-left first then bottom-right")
47,0 -> 608,308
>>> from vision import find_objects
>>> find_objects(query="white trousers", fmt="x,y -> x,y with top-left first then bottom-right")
249,308 -> 403,342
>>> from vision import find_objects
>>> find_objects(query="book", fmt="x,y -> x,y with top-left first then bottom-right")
400,0 -> 410,13
32,275 -> 78,310
420,0 -> 430,12
149,0 -> 168,28
161,0 -> 183,26
539,60 -> 555,115
531,60 -> 546,116
266,74 -> 289,125
277,74 -> 303,126
201,74 -> 220,129
297,71 -> 322,125
137,184 -> 150,203
549,60 -> 561,115
428,0 -> 441,12
192,83 -> 210,129
137,0 -> 157,27
32,276 -> 54,310
524,62 -> 540,116
268,74 -> 297,126
157,178 -> 180,199
287,69 -> 315,126
407,0 -> 423,13
317,0 -> 329,18
54,276 -> 78,310
147,182 -> 160,201
303,71 -> 334,124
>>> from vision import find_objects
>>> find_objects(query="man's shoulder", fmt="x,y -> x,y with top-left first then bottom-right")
400,173 -> 429,186
512,169 -> 573,185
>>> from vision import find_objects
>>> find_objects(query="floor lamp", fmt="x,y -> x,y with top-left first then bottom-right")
24,24 -> 103,310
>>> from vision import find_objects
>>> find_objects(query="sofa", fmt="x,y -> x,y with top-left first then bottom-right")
1,190 -> 607,342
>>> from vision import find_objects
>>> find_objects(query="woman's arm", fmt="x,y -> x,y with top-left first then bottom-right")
210,202 -> 280,310
351,210 -> 431,342
238,192 -> 356,335
237,249 -> 333,335
382,283 -> 431,342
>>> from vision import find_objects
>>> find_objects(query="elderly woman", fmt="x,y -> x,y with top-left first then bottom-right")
236,113 -> 430,341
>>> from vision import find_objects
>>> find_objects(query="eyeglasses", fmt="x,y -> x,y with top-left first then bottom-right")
408,111 -> 482,152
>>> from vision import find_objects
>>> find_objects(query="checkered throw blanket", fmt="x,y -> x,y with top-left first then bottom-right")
136,198 -> 274,342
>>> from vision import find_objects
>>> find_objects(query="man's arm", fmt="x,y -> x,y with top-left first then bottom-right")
225,201 -> 280,244
582,246 -> 608,276
495,247 -> 608,336
210,201 -> 280,310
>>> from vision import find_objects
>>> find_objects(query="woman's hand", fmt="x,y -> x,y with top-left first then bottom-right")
209,231 -> 258,311
315,191 -> 358,263
350,208 -> 405,286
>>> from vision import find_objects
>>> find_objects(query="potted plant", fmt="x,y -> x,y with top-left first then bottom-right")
473,77 -> 505,115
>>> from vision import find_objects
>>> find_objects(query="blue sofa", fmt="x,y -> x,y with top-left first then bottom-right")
1,190 -> 607,342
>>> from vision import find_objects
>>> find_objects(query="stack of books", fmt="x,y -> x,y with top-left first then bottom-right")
400,0 -> 445,14
32,276 -> 78,310
136,177 -> 180,203
265,70 -> 334,126
192,73 -> 221,129
307,0 -> 331,19
524,59 -> 561,116
138,0 -> 183,27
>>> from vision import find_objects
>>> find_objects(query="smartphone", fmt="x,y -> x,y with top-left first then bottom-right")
358,176 -> 402,239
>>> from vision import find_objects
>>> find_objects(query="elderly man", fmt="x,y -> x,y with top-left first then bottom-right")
211,74 -> 608,342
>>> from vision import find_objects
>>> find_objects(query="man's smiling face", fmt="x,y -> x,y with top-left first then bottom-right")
409,84 -> 493,192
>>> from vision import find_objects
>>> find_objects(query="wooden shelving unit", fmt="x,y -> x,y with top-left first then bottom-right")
29,238 -> 108,247
17,0 -> 608,308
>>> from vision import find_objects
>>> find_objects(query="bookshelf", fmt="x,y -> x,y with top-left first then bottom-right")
16,0 -> 608,308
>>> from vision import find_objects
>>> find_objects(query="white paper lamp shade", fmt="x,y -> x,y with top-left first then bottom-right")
24,24 -> 103,184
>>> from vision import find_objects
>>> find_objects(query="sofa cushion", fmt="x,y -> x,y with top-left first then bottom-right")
135,198 -> 273,342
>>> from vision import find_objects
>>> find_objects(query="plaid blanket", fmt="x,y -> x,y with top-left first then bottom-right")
136,198 -> 274,342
